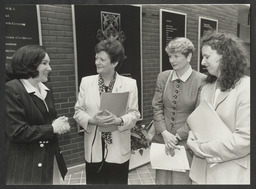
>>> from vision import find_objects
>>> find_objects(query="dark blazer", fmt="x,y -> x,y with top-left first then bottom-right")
5,79 -> 66,185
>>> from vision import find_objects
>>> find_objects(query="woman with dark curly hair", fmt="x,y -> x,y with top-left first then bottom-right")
5,45 -> 70,185
187,31 -> 250,184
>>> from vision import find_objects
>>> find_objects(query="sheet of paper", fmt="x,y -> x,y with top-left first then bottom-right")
150,143 -> 190,172
99,92 -> 129,132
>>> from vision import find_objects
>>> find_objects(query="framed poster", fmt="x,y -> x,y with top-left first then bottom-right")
198,17 -> 218,73
72,5 -> 142,132
160,9 -> 187,72
5,5 -> 42,80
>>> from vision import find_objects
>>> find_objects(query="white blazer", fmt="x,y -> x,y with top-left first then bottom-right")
73,73 -> 140,164
189,76 -> 250,184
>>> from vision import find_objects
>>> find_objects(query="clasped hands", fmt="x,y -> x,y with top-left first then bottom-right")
52,116 -> 71,135
90,109 -> 121,127
161,130 -> 180,157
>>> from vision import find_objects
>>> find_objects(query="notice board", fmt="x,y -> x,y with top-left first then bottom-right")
198,17 -> 218,73
72,5 -> 142,131
5,5 -> 42,80
160,9 -> 187,72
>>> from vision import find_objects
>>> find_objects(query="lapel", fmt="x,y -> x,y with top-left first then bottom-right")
205,82 -> 230,110
112,74 -> 123,93
29,93 -> 49,115
93,75 -> 101,109
204,83 -> 216,107
215,90 -> 230,110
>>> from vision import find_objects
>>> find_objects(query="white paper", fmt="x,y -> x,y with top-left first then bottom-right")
150,143 -> 190,172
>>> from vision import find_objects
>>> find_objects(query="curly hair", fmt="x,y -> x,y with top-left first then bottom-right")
201,31 -> 248,91
165,37 -> 195,57
95,38 -> 126,71
10,45 -> 47,79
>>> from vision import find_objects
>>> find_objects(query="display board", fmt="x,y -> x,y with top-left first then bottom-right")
5,5 -> 42,80
72,5 -> 142,131
160,9 -> 187,72
198,17 -> 218,73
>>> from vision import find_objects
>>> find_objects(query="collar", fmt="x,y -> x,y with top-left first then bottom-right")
20,79 -> 50,100
172,66 -> 192,82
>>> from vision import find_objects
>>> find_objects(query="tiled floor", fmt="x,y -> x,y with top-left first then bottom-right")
59,163 -> 156,185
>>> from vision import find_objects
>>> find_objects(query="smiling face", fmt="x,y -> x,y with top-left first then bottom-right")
168,52 -> 191,75
35,53 -> 52,83
201,45 -> 222,77
95,51 -> 117,76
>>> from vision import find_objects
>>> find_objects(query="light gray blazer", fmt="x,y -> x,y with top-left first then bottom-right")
73,73 -> 140,163
189,76 -> 250,184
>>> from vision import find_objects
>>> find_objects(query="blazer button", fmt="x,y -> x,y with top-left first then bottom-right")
38,163 -> 42,167
40,144 -> 44,147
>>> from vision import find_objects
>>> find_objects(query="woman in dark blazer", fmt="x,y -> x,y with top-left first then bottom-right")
5,45 -> 70,185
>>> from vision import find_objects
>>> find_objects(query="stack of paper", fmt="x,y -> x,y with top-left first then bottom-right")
150,143 -> 190,172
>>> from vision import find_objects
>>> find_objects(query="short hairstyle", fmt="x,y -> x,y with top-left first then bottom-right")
201,31 -> 248,91
95,38 -> 126,70
10,45 -> 47,79
165,37 -> 195,57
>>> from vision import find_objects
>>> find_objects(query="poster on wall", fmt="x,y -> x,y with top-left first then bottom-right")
72,5 -> 142,132
5,5 -> 42,81
160,9 -> 187,72
198,17 -> 218,73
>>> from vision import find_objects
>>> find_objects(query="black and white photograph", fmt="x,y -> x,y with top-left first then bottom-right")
0,0 -> 254,188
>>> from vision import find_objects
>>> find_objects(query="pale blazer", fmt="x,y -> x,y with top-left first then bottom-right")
189,76 -> 250,184
73,74 -> 140,164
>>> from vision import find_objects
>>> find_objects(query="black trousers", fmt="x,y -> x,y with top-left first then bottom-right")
85,140 -> 130,184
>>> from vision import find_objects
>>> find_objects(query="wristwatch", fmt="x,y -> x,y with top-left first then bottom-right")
120,117 -> 124,126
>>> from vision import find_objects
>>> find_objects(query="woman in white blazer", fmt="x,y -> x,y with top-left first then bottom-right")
73,38 -> 140,184
187,31 -> 250,184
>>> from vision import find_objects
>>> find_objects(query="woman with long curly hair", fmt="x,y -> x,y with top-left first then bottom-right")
187,31 -> 250,184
